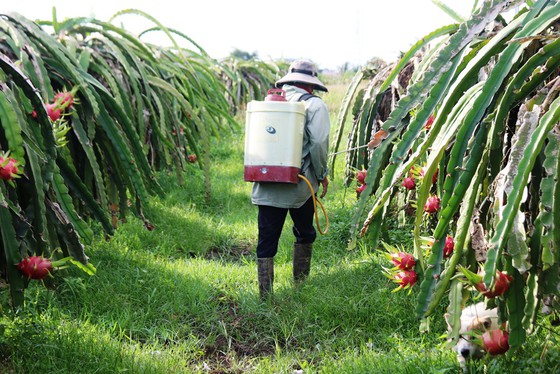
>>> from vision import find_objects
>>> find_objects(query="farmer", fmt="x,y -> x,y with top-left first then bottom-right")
251,59 -> 330,299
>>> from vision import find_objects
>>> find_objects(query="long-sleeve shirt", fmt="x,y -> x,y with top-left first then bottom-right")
250,85 -> 330,208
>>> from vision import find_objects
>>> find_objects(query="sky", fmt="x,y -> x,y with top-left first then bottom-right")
1,1 -> 477,70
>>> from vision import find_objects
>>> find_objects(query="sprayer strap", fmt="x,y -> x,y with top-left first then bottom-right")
298,93 -> 317,101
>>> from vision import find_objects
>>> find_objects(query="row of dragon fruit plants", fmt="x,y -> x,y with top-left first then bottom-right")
0,10 -> 278,308
328,0 -> 560,354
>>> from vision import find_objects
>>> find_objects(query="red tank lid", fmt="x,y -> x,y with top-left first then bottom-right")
265,88 -> 287,101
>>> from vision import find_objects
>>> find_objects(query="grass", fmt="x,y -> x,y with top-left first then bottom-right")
1,83 -> 559,373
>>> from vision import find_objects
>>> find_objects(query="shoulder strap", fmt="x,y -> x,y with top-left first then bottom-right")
298,93 -> 317,102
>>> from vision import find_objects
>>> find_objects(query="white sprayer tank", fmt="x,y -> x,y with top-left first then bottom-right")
244,89 -> 306,184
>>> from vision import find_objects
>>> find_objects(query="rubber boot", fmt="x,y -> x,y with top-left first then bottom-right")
293,243 -> 312,282
257,257 -> 274,299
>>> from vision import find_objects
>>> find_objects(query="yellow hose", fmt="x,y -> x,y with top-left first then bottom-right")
298,174 -> 329,235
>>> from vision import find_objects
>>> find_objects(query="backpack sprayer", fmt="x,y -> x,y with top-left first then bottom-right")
244,89 -> 328,234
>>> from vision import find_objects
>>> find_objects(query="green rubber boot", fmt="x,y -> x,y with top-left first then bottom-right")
293,243 -> 312,282
257,257 -> 274,299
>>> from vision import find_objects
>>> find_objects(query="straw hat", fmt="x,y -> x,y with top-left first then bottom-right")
275,59 -> 328,92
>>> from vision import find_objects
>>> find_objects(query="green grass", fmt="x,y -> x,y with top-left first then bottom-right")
1,85 -> 559,373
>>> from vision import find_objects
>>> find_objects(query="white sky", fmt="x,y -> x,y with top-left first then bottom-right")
2,1 -> 476,70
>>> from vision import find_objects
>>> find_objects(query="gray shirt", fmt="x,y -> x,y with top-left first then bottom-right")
251,85 -> 330,208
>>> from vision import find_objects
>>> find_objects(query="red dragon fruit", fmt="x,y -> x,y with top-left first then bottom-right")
54,86 -> 79,110
444,235 -> 454,258
402,177 -> 416,190
424,195 -> 441,214
356,169 -> 367,185
393,270 -> 418,290
356,183 -> 367,196
475,271 -> 513,298
381,242 -> 419,293
46,103 -> 62,121
458,266 -> 513,298
187,154 -> 197,163
431,168 -> 439,184
420,167 -> 439,184
17,256 -> 53,280
46,86 -> 79,121
390,251 -> 416,270
482,329 -> 510,355
0,155 -> 21,182
54,91 -> 75,110
425,114 -> 435,131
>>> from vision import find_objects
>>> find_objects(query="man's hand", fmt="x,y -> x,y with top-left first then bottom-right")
320,177 -> 329,198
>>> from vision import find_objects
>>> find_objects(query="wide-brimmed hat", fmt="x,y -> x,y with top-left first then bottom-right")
275,59 -> 328,92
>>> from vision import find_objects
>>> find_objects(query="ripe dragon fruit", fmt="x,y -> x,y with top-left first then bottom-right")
475,271 -> 513,298
0,155 -> 21,182
17,254 -> 95,281
424,195 -> 441,214
431,168 -> 439,184
46,103 -> 62,122
54,91 -> 75,110
356,169 -> 367,185
17,256 -> 53,280
419,167 -> 438,184
458,266 -> 513,298
45,86 -> 79,122
482,329 -> 510,355
356,183 -> 367,196
390,251 -> 416,270
402,177 -> 416,190
444,235 -> 454,258
381,242 -> 419,293
382,242 -> 416,270
425,114 -> 435,131
393,270 -> 418,290
187,154 -> 197,163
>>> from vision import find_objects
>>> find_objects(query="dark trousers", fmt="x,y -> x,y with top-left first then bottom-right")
256,197 -> 317,258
